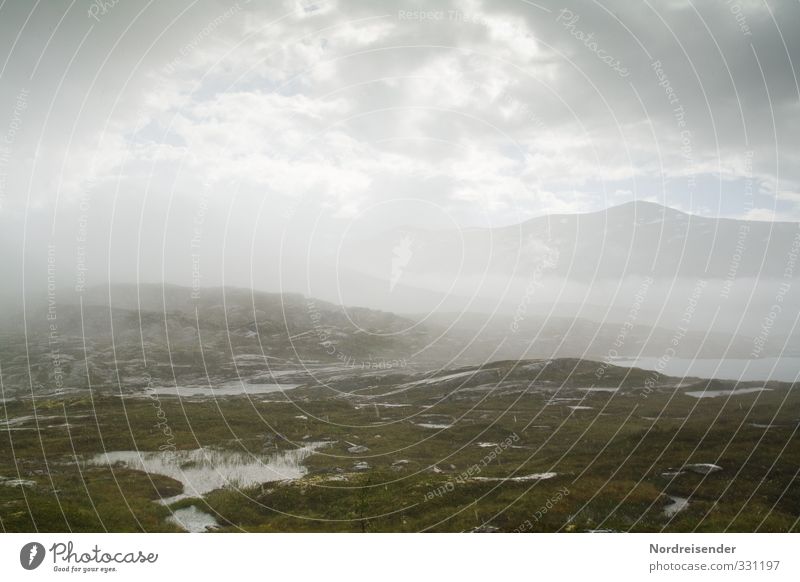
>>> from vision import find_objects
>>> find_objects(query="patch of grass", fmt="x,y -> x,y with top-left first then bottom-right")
2,361 -> 798,532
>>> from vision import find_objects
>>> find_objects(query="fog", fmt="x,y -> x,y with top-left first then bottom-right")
1,0 -> 799,364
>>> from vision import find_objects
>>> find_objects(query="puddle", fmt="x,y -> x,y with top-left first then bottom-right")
355,403 -> 412,409
1,477 -> 36,488
142,383 -> 300,398
167,506 -> 219,533
578,388 -> 619,393
568,406 -> 593,411
684,463 -> 722,475
0,415 -> 62,428
474,472 -> 557,482
413,371 -> 477,385
662,471 -> 685,477
86,442 -> 330,503
325,475 -> 349,481
664,495 -> 689,517
544,396 -> 586,406
684,387 -> 770,399
415,423 -> 453,429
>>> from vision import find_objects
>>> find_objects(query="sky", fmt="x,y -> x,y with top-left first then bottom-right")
0,0 -> 799,297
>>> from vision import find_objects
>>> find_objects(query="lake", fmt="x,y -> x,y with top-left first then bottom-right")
614,357 -> 800,382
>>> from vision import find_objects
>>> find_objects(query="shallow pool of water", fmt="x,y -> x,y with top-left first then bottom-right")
143,382 -> 300,398
167,506 -> 219,533
684,387 -> 770,399
664,496 -> 689,517
684,463 -> 722,475
614,357 -> 800,382
474,472 -> 557,482
0,415 -> 62,428
87,442 -> 329,503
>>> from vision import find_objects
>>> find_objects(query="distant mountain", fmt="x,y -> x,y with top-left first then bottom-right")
323,201 -> 800,345
2,201 -> 797,398
339,201 -> 800,283
0,282 -> 779,397
0,285 -> 427,396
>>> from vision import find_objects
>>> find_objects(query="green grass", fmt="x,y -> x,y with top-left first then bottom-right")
1,361 -> 798,532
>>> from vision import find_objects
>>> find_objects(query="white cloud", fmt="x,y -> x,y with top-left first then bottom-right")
32,0 -> 800,229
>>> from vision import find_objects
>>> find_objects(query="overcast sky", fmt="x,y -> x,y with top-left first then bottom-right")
1,0 -> 799,296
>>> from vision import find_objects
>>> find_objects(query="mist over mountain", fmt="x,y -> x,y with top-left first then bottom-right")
293,201 -> 800,338
0,274 -> 791,398
3,200 -> 799,393
342,201 -> 800,282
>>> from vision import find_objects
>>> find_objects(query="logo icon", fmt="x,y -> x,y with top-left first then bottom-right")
389,234 -> 415,292
20,542 -> 45,570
